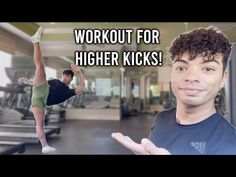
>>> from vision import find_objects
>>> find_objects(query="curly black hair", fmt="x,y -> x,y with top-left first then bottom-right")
169,26 -> 232,70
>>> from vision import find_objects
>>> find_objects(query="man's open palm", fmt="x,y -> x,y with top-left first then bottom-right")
111,132 -> 171,155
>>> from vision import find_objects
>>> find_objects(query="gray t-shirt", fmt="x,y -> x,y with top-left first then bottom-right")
149,108 -> 236,154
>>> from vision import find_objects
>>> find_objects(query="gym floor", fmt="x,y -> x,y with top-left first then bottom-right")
1,109 -> 156,155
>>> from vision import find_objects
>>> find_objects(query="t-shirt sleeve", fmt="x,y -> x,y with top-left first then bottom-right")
48,79 -> 55,86
68,89 -> 76,97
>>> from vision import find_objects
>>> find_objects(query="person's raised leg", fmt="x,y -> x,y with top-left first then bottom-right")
31,26 -> 47,86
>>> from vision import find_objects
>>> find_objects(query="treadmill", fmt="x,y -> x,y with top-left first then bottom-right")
0,124 -> 60,143
0,140 -> 25,154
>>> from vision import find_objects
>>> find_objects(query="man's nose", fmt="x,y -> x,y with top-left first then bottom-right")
184,67 -> 200,83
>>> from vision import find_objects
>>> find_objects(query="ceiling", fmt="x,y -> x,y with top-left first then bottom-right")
2,22 -> 236,72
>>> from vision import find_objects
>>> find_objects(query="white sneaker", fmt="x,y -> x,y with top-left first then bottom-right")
31,26 -> 43,43
42,146 -> 56,154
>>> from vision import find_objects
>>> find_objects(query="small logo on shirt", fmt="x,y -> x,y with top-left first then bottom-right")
190,142 -> 207,154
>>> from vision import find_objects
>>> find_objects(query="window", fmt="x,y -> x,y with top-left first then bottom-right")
0,51 -> 12,96
0,51 -> 12,86
96,78 -> 111,96
45,66 -> 56,80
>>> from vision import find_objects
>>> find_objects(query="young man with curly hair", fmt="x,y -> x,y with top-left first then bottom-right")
112,26 -> 236,154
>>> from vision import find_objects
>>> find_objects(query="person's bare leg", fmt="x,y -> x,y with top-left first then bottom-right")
32,107 -> 48,147
31,27 -> 55,153
32,107 -> 56,153
31,26 -> 47,86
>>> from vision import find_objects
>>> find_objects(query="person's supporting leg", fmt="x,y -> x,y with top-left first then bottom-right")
32,107 -> 48,147
31,27 -> 55,153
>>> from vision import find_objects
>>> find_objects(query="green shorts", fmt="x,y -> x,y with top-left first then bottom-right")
31,82 -> 49,109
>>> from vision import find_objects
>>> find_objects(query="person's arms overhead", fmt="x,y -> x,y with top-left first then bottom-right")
71,64 -> 85,95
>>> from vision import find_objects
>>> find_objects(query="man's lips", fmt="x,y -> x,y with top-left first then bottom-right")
179,87 -> 205,95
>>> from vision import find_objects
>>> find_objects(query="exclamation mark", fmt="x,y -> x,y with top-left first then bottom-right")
159,51 -> 163,66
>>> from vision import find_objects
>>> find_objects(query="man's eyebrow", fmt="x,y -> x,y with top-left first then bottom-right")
173,59 -> 188,64
201,59 -> 219,65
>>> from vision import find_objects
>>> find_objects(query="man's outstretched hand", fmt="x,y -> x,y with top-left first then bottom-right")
71,64 -> 82,73
18,77 -> 29,84
111,132 -> 171,155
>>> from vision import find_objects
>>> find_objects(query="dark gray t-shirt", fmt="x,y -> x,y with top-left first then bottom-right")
149,108 -> 236,154
46,79 -> 76,106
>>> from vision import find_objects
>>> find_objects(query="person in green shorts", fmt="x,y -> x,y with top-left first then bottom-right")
18,26 -> 85,154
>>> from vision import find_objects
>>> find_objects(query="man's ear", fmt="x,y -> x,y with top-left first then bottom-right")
220,69 -> 228,89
